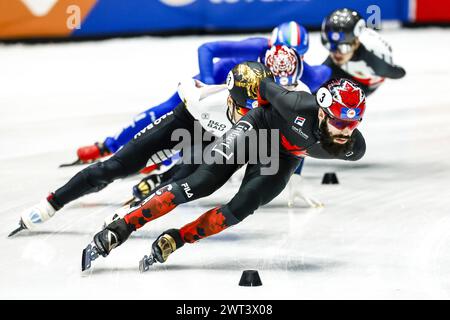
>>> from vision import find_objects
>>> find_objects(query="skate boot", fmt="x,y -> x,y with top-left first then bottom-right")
132,174 -> 162,201
287,175 -> 324,208
119,173 -> 162,209
60,142 -> 111,167
9,198 -> 58,237
82,218 -> 132,271
139,229 -> 184,272
77,142 -> 111,163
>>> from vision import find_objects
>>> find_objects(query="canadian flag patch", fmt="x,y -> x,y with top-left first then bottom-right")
294,116 -> 306,127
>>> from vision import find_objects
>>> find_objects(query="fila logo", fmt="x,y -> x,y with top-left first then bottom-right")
181,183 -> 193,198
294,116 -> 306,127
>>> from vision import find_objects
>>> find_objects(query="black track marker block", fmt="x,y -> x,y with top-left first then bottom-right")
322,172 -> 339,184
239,270 -> 262,287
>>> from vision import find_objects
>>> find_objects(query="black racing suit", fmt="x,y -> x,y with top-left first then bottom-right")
122,79 -> 366,244
323,43 -> 406,96
49,103 -> 207,209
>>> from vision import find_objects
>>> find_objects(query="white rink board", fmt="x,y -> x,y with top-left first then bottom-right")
0,29 -> 450,299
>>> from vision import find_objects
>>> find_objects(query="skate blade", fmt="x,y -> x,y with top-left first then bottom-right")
81,243 -> 99,271
59,159 -> 98,168
8,220 -> 26,238
139,255 -> 156,273
59,159 -> 83,168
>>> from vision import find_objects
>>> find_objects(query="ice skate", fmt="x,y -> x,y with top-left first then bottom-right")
132,174 -> 162,201
139,229 -> 184,272
9,200 -> 57,237
60,142 -> 111,167
82,219 -> 132,271
287,175 -> 323,208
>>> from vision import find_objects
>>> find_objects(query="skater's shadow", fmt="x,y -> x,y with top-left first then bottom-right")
87,258 -> 342,274
85,267 -> 140,275
306,161 -> 392,170
193,202 -> 316,209
66,202 -> 125,209
7,230 -> 92,238
259,203 -> 318,209
156,258 -> 342,273
134,230 -> 278,242
7,230 -> 274,242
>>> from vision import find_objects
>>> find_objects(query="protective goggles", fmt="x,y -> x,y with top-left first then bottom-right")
329,42 -> 355,55
327,115 -> 360,130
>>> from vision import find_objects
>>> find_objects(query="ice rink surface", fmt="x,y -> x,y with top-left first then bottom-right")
0,28 -> 449,299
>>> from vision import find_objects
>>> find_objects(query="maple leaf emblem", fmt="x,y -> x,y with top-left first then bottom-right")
336,80 -> 362,108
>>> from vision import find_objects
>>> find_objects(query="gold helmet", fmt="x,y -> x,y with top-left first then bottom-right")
226,61 -> 274,109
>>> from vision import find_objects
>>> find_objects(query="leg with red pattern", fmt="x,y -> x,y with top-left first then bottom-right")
86,141 -> 243,270
180,206 -> 239,243
124,184 -> 182,231
146,206 -> 240,267
125,162 -> 238,232
145,160 -> 300,268
98,164 -> 236,261
83,183 -> 187,271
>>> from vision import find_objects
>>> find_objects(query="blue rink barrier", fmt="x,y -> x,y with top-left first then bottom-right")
73,0 -> 411,38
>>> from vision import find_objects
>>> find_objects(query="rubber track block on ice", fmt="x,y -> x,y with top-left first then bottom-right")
239,270 -> 262,287
322,172 -> 339,184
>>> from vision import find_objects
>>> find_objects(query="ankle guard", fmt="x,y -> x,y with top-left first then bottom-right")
107,218 -> 133,243
152,229 -> 184,263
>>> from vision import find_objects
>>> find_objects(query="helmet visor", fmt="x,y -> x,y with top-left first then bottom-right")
330,43 -> 354,54
328,116 -> 360,130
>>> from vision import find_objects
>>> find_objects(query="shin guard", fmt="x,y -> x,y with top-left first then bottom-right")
124,184 -> 183,230
179,206 -> 240,243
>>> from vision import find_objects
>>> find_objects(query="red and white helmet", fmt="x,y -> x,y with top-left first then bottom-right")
316,78 -> 366,129
264,45 -> 303,87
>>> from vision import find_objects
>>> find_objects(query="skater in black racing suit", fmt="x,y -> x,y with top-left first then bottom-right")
321,8 -> 406,96
82,62 -> 367,270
